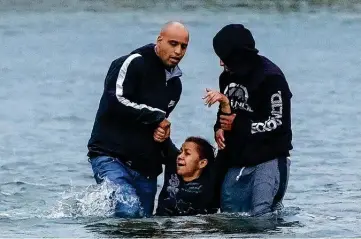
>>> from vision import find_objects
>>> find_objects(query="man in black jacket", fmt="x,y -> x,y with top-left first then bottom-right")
203,24 -> 292,216
87,21 -> 189,218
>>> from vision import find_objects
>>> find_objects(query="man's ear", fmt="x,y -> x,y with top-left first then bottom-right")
157,35 -> 163,43
199,159 -> 208,169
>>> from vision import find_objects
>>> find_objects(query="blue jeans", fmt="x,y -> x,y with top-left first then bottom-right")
89,155 -> 157,218
221,157 -> 290,217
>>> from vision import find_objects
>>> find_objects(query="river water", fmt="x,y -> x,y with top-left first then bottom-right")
1,1 -> 361,237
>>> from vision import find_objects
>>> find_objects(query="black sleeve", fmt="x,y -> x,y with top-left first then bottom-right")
160,139 -> 180,173
208,150 -> 229,212
213,106 -> 222,133
106,54 -> 166,125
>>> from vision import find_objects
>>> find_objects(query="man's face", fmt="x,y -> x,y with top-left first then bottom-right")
156,28 -> 189,67
220,59 -> 230,72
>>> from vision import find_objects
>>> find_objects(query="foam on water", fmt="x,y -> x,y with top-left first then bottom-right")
47,179 -> 143,218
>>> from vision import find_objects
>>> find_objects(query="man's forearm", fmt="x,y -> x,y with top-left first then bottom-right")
220,101 -> 231,114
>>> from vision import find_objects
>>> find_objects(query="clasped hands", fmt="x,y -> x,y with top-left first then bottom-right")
153,119 -> 171,143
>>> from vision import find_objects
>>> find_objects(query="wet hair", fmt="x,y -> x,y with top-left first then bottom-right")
184,136 -> 215,170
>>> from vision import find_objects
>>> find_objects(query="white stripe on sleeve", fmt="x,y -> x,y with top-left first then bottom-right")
116,53 -> 166,114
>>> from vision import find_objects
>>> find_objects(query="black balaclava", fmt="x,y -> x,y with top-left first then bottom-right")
213,24 -> 260,75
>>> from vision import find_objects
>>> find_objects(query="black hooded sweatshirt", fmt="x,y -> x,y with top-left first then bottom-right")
212,24 -> 293,168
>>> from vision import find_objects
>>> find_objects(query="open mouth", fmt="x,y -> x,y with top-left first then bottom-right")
177,160 -> 186,167
170,57 -> 180,63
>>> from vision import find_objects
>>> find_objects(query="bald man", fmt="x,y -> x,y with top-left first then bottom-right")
87,21 -> 189,218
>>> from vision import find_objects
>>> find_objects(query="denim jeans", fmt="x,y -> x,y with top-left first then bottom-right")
89,155 -> 157,218
221,157 -> 290,216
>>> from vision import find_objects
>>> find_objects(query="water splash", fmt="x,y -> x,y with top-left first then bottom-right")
47,179 -> 143,219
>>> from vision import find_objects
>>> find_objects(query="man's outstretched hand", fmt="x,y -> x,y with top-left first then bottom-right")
203,88 -> 229,108
202,88 -> 231,114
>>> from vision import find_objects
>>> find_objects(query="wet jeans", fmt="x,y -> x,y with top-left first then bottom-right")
89,155 -> 157,218
221,157 -> 290,216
